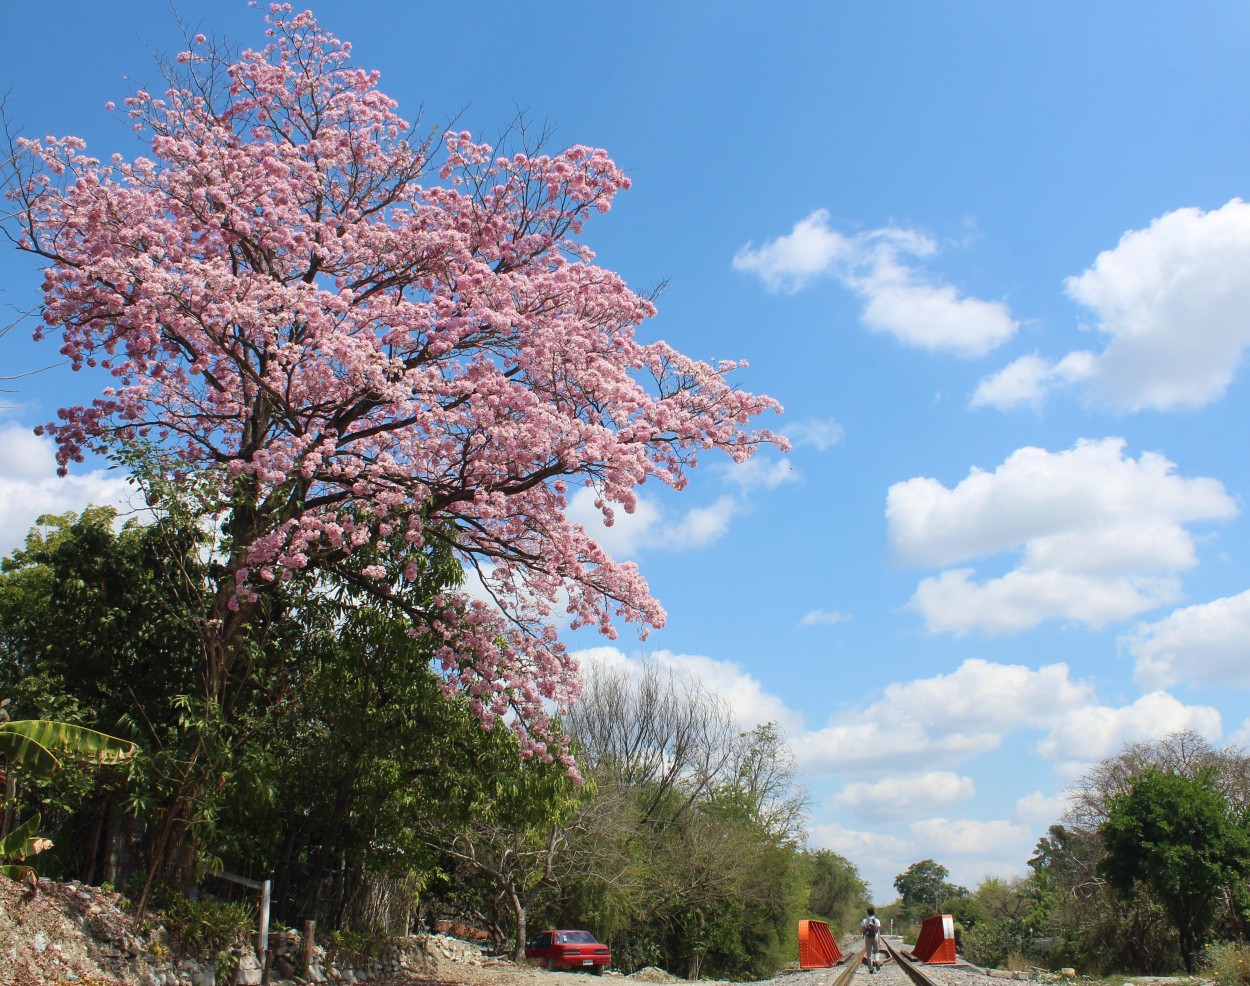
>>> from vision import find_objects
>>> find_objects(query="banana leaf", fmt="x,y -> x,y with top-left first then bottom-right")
0,720 -> 137,777
0,814 -> 48,862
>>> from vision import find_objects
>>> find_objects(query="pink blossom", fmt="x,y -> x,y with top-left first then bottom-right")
6,3 -> 785,770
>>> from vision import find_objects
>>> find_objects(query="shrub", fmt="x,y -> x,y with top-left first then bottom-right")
1207,942 -> 1250,986
151,888 -> 253,983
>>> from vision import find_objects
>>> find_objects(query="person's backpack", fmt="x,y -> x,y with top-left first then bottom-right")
864,916 -> 880,936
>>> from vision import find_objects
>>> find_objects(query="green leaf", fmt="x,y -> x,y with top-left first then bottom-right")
0,813 -> 47,861
0,719 -> 137,776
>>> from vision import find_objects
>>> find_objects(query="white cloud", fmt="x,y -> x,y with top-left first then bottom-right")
722,456 -> 798,491
909,817 -> 1030,860
566,487 -> 736,558
1231,719 -> 1250,747
1036,690 -> 1222,765
907,817 -> 1035,889
1,425 -> 58,480
911,568 -> 1181,635
786,417 -> 846,451
800,609 -> 850,627
668,495 -> 737,548
733,210 -> 850,292
0,425 -> 139,557
888,438 -> 1237,634
573,646 -> 805,735
794,659 -> 1094,778
970,352 -> 1095,411
833,772 -> 976,822
1013,790 -> 1070,827
807,822 -> 914,858
979,199 -> 1250,412
734,210 -> 1018,357
809,819 -> 1029,899
1123,590 -> 1250,689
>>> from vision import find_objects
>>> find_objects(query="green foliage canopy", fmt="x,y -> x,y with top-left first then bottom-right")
1100,767 -> 1250,973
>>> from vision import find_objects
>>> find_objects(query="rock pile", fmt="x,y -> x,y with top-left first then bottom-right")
1,877 -> 217,986
258,931 -> 513,986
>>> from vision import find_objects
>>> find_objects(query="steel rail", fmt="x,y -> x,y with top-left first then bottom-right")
830,947 -> 865,986
882,938 -> 945,986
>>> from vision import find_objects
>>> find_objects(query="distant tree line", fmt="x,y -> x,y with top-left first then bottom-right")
891,731 -> 1250,978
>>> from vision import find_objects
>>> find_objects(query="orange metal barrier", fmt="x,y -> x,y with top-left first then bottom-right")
798,919 -> 843,969
912,914 -> 957,965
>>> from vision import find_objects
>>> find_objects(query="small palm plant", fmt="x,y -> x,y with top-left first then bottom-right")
1,699 -> 137,883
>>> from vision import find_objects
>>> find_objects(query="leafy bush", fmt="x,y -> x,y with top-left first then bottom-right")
325,926 -> 393,964
1208,942 -> 1250,986
151,888 -> 253,983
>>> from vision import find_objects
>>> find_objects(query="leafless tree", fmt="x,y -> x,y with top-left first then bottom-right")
567,660 -> 742,828
1064,729 -> 1250,829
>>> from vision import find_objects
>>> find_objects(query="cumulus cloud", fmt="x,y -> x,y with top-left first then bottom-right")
978,199 -> 1250,412
1013,790 -> 1070,827
1036,690 -> 1222,766
573,646 -> 805,735
734,210 -> 1018,357
907,817 -> 1036,888
888,438 -> 1237,634
911,568 -> 1182,636
806,822 -> 914,866
909,817 -> 1030,860
668,496 -> 738,548
833,772 -> 976,822
794,659 -> 1094,777
0,424 -> 139,557
971,352 -> 1095,411
810,818 -> 1029,895
1123,590 -> 1250,689
785,417 -> 846,451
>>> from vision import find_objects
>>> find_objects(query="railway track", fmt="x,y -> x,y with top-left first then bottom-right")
824,937 -> 958,986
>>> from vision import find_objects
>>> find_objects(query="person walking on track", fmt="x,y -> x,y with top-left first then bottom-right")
862,906 -> 882,974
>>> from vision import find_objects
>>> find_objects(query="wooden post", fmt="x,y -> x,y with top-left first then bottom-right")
259,879 -> 271,962
300,919 -> 316,976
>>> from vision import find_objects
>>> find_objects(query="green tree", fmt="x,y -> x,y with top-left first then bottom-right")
425,738 -> 584,962
0,506 -> 207,887
957,876 -> 1040,969
0,505 -> 482,927
804,849 -> 869,932
556,661 -> 811,980
893,859 -> 967,922
1100,767 -> 1250,973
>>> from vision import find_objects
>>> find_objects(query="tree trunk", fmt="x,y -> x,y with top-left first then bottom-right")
82,797 -> 108,885
135,769 -> 199,916
307,772 -> 358,923
1179,925 -> 1196,975
510,886 -> 527,964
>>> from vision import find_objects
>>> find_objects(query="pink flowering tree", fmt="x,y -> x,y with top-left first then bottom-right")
3,7 -> 782,768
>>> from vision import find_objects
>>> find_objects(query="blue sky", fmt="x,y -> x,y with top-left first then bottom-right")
5,1 -> 1250,904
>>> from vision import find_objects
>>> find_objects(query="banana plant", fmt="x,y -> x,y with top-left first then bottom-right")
0,814 -> 54,884
0,718 -> 138,774
0,705 -> 137,883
